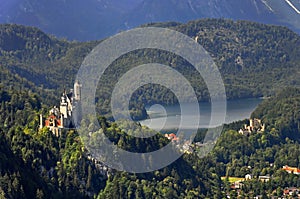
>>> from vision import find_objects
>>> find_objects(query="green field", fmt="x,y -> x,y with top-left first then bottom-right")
221,177 -> 245,183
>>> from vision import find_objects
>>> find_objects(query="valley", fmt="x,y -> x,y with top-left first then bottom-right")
0,13 -> 300,198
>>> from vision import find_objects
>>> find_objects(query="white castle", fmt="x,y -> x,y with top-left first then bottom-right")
39,81 -> 81,136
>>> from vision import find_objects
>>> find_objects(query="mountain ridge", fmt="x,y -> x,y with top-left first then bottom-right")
1,19 -> 300,120
1,0 -> 300,40
2,18 -> 300,198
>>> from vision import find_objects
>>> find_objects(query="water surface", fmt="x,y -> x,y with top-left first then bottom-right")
139,98 -> 262,130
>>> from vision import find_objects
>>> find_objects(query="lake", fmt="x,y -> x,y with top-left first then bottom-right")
139,98 -> 263,130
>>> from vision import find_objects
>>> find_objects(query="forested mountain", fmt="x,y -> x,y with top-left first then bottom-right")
0,85 -> 223,198
1,19 -> 300,119
252,87 -> 300,141
1,2 -> 300,196
0,24 -> 98,106
0,87 -> 107,198
208,88 -> 300,197
1,20 -> 300,198
0,0 -> 300,40
2,76 -> 300,197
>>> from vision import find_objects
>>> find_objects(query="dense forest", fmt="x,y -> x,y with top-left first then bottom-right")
1,19 -> 300,198
209,88 -> 300,197
96,88 -> 300,198
1,19 -> 300,119
0,87 -> 107,198
0,85 -> 223,198
2,76 -> 300,198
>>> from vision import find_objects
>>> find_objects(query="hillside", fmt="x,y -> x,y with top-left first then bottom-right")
2,75 -> 300,197
0,86 -> 222,198
206,88 -> 300,197
1,21 -> 300,197
0,24 -> 98,106
1,19 -> 300,119
252,87 -> 300,140
2,80 -> 300,198
97,19 -> 300,114
1,0 -> 300,40
0,87 -> 107,198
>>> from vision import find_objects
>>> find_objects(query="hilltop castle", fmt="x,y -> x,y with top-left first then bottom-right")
239,118 -> 265,135
39,81 -> 81,136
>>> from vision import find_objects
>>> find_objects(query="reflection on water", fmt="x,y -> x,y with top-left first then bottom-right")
139,98 -> 262,130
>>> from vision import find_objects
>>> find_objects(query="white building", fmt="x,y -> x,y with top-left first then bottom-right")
39,81 -> 81,136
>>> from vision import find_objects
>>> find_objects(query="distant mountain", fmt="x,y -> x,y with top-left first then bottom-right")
123,0 -> 273,27
122,0 -> 300,33
0,0 -> 300,40
0,0 -> 142,40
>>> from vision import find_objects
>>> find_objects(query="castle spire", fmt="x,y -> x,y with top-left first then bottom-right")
74,81 -> 81,101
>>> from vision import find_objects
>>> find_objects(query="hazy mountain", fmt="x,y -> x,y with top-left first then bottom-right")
0,0 -> 142,40
2,20 -> 300,198
0,0 -> 300,40
123,0 -> 300,33
123,0 -> 275,28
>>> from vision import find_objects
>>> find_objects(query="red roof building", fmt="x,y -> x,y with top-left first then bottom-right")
283,165 -> 300,175
164,133 -> 179,141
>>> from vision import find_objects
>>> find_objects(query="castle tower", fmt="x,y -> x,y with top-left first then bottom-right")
60,113 -> 64,128
74,81 -> 81,101
39,114 -> 43,129
250,119 -> 253,128
60,92 -> 68,119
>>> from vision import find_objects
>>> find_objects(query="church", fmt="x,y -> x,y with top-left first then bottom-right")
39,81 -> 81,136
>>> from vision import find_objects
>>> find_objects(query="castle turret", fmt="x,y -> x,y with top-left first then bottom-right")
60,94 -> 68,119
250,119 -> 253,128
74,81 -> 81,101
39,114 -> 43,129
60,113 -> 64,128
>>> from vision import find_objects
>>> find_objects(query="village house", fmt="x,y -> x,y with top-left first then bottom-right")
258,175 -> 271,182
164,133 -> 179,142
282,165 -> 300,175
283,187 -> 300,196
245,174 -> 253,180
231,180 -> 244,189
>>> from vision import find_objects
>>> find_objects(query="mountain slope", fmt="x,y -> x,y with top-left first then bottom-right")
0,86 -> 108,198
124,0 -> 300,34
252,87 -> 300,140
0,23 -> 97,106
123,0 -> 277,29
0,0 -> 300,40
1,19 -> 300,118
0,0 -> 142,40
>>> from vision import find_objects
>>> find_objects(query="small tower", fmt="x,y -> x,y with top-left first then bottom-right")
74,81 -> 81,101
250,119 -> 253,128
60,93 -> 68,119
60,113 -> 64,128
39,114 -> 43,129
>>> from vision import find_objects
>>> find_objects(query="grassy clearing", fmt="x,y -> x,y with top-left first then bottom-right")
221,177 -> 245,183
